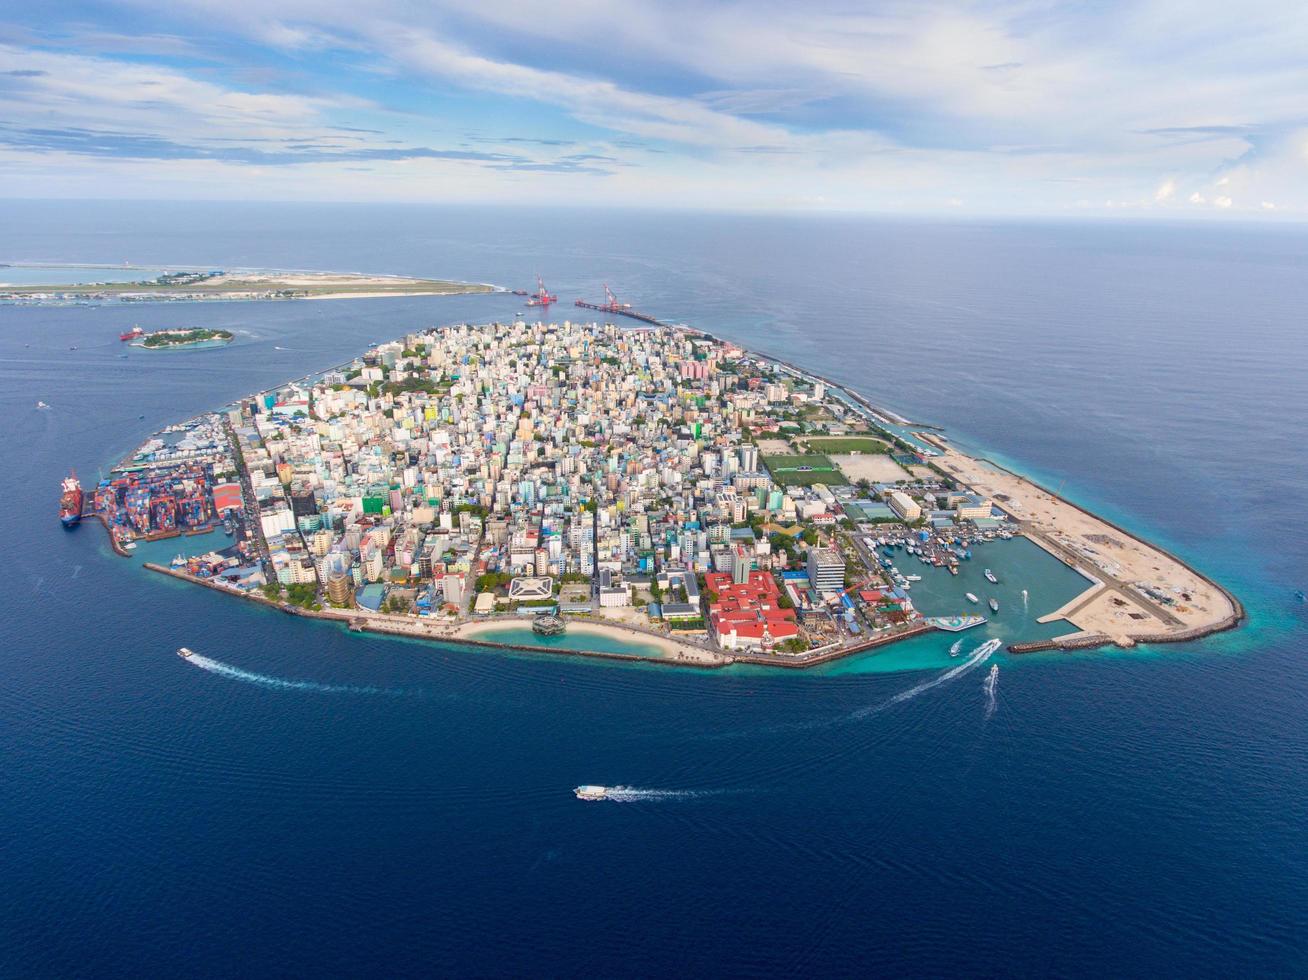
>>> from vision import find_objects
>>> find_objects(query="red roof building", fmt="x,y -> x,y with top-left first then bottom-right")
705,570 -> 800,651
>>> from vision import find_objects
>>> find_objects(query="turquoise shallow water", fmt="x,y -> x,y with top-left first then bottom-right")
467,626 -> 671,659
3,204 -> 1306,975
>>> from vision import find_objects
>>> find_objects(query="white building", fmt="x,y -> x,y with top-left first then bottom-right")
807,547 -> 845,595
887,490 -> 921,521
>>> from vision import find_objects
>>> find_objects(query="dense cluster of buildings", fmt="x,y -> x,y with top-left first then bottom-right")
148,319 -> 1006,655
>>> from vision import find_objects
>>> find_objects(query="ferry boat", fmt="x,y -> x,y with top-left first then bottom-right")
989,598 -> 1000,613
574,785 -> 611,801
177,647 -> 195,659
966,593 -> 979,604
984,569 -> 999,584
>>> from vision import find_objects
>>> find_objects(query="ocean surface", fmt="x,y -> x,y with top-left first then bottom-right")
3,203 -> 1306,975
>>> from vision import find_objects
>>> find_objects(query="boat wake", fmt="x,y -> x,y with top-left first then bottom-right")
852,638 -> 1002,719
182,652 -> 404,696
600,787 -> 705,803
983,664 -> 999,719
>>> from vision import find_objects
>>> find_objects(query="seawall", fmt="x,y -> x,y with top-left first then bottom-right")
143,563 -> 933,670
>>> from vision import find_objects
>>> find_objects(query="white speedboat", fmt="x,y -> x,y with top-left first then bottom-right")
950,639 -> 963,656
574,785 -> 610,801
989,598 -> 1000,613
177,647 -> 195,659
966,592 -> 979,604
984,569 -> 999,584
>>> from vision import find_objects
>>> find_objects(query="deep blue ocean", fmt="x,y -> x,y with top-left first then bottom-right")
3,203 -> 1306,975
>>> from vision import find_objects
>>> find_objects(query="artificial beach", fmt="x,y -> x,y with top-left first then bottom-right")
80,315 -> 1241,668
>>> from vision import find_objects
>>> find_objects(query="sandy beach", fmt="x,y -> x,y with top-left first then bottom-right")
452,617 -> 728,665
931,444 -> 1240,645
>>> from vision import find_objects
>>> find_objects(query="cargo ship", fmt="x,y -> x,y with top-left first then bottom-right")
59,472 -> 84,528
120,325 -> 144,342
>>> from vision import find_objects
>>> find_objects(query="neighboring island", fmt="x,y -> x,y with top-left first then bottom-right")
1,265 -> 494,304
133,328 -> 234,350
80,317 -> 1241,667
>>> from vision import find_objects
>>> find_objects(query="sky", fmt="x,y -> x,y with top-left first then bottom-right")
2,1 -> 1307,216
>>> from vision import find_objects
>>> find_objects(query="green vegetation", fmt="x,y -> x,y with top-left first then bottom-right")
382,377 -> 445,395
798,436 -> 889,454
761,453 -> 849,488
475,571 -> 513,594
139,328 -> 233,348
285,583 -> 319,610
667,617 -> 706,631
779,638 -> 809,654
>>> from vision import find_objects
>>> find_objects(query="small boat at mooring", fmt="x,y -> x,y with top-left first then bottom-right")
989,598 -> 1000,613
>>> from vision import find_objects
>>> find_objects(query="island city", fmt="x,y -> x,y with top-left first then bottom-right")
69,315 -> 1242,667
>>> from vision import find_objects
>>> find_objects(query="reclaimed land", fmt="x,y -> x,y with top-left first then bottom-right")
3,269 -> 494,301
914,434 -> 1245,651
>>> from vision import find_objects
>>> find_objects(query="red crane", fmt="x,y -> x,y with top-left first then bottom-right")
526,274 -> 557,307
602,284 -> 630,312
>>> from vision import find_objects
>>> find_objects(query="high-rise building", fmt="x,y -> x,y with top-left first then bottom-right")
326,571 -> 353,606
807,547 -> 845,595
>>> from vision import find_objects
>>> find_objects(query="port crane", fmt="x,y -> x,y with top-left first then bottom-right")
574,283 -> 664,325
525,274 -> 557,307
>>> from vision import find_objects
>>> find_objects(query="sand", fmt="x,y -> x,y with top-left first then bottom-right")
832,454 -> 911,483
933,446 -> 1238,645
452,617 -> 726,665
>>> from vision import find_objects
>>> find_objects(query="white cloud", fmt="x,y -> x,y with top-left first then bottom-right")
1189,192 -> 1206,204
1154,178 -> 1176,202
1214,195 -> 1233,208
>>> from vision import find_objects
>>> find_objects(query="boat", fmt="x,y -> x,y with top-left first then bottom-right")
966,592 -> 979,604
950,638 -> 963,656
36,400 -> 50,410
59,472 -> 84,527
906,574 -> 921,582
983,664 -> 998,695
170,554 -> 187,568
1295,590 -> 1306,603
949,566 -> 958,576
984,569 -> 998,584
177,647 -> 195,659
989,598 -> 1000,613
120,326 -> 144,342
925,615 -> 988,632
574,785 -> 611,801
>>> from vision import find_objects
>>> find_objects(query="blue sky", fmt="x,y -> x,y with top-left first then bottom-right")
2,1 -> 1306,215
